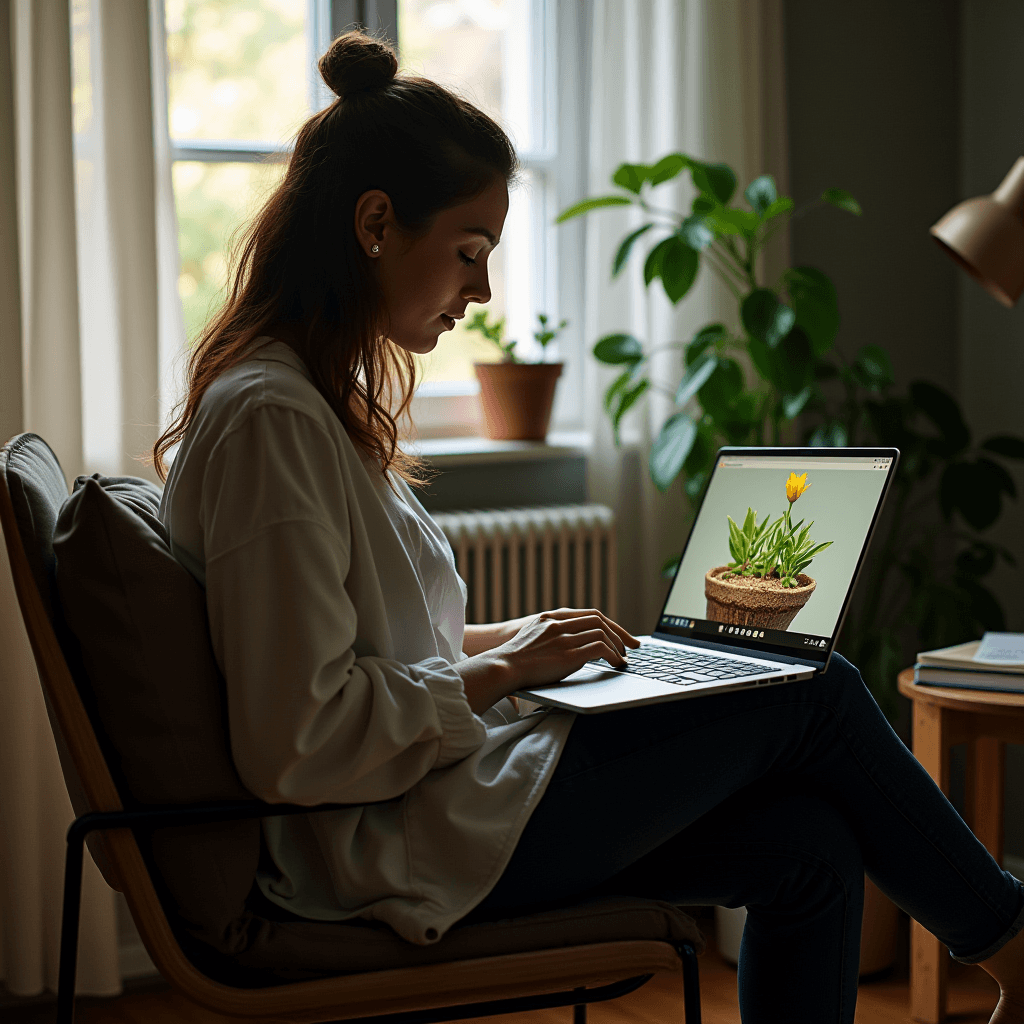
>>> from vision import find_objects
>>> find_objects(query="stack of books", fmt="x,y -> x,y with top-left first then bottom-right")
915,636 -> 1024,693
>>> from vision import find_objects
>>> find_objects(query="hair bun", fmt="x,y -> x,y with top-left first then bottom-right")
319,30 -> 398,99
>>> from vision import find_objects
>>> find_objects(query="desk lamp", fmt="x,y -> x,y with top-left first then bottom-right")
931,156 -> 1024,306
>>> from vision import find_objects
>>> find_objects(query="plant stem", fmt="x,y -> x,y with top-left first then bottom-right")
638,199 -> 684,223
702,251 -> 744,300
709,243 -> 749,286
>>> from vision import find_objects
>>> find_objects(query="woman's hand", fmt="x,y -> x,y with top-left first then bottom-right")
497,608 -> 640,686
455,608 -> 640,714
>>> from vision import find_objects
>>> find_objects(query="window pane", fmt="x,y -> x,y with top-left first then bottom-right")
174,161 -> 287,342
165,0 -> 310,144
400,1 -> 548,386
398,0 -> 541,153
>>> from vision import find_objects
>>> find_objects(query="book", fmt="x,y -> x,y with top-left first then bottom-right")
914,664 -> 1024,693
917,639 -> 1024,675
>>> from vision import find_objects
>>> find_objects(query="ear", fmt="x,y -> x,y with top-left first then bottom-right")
354,190 -> 395,258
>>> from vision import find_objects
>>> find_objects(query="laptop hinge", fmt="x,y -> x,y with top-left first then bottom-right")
650,632 -> 824,671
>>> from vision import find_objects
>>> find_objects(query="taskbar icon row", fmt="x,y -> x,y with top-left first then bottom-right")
716,624 -> 765,639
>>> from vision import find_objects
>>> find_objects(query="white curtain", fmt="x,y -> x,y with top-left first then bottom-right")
0,0 -> 181,997
581,0 -> 788,634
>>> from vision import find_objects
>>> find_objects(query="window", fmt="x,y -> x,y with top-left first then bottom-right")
164,0 -> 582,436
166,0 -> 317,343
399,0 -> 554,386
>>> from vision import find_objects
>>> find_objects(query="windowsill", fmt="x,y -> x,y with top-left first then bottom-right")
407,430 -> 591,466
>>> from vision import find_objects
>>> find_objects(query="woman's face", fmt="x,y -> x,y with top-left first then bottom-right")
355,177 -> 509,355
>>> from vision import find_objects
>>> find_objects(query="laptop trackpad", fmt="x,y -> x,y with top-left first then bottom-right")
516,665 -> 682,710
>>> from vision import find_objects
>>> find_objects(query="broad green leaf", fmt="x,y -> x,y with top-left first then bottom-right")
613,163 -> 648,194
675,354 -> 718,406
741,288 -> 796,348
853,345 -> 894,391
690,160 -> 737,205
556,195 -> 633,223
762,196 -> 794,221
612,223 -> 655,277
708,207 -> 760,235
955,542 -> 997,578
649,152 -> 689,186
808,421 -> 848,447
593,332 -> 644,364
685,323 -> 728,365
644,237 -> 674,286
659,236 -> 700,304
774,328 -> 815,392
679,214 -> 715,251
604,368 -> 641,412
682,419 -> 715,499
940,460 -> 1002,530
978,456 -> 1017,497
611,378 -> 650,438
981,435 -> 1024,459
782,386 -> 813,419
821,188 -> 862,216
650,413 -> 698,491
691,195 -> 716,215
910,380 -> 971,454
787,266 -> 839,355
698,358 -> 744,419
661,553 -> 681,579
744,174 -> 777,214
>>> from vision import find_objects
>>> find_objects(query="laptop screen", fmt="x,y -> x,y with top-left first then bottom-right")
656,447 -> 899,665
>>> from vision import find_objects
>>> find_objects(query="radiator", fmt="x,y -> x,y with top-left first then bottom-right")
431,505 -> 617,624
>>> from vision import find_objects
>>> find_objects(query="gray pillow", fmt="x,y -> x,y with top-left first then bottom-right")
53,475 -> 261,952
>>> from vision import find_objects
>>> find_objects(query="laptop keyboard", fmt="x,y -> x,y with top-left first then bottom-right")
601,644 -> 767,685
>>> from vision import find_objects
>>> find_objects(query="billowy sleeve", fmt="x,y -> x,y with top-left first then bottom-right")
199,405 -> 486,805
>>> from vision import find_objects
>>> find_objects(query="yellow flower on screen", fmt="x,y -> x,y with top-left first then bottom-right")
786,471 -> 811,503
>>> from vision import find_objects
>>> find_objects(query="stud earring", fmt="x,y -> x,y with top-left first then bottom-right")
371,244 -> 380,254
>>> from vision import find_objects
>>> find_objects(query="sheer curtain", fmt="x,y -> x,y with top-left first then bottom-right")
0,0 -> 181,997
580,0 -> 788,635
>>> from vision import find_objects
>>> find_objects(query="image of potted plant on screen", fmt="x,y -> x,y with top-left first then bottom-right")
704,473 -> 833,630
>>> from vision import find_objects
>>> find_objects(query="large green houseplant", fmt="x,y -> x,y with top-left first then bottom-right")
558,154 -> 1024,721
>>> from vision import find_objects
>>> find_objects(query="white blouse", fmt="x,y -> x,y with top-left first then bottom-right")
159,340 -> 576,944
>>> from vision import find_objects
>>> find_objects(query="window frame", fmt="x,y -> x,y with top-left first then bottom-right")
166,0 -> 588,436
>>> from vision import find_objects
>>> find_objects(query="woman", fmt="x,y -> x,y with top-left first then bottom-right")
156,30 -> 1024,1024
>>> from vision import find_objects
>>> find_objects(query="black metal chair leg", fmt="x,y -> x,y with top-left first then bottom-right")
678,942 -> 702,1024
56,819 -> 88,1024
573,986 -> 587,1024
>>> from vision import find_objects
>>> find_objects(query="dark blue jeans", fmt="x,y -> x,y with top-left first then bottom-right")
473,655 -> 1024,1023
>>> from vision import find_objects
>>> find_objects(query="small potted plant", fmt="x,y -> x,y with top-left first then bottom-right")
705,472 -> 833,630
469,312 -> 568,441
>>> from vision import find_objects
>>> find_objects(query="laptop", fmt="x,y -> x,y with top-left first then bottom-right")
515,446 -> 900,713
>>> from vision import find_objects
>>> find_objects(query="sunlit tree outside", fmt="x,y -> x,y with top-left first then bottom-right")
165,0 -> 306,343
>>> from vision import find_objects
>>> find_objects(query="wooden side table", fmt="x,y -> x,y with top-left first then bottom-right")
897,667 -> 1024,1023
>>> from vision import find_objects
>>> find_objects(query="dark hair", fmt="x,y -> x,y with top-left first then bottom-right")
153,29 -> 518,483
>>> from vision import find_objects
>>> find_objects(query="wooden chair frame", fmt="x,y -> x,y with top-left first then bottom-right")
0,436 -> 701,1024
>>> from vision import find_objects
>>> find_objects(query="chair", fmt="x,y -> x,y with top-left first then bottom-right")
0,432 -> 704,1024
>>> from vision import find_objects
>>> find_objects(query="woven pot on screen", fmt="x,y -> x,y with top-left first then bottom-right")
704,565 -> 816,631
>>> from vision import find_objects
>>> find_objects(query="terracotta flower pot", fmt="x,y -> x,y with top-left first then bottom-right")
704,565 -> 816,631
474,362 -> 563,441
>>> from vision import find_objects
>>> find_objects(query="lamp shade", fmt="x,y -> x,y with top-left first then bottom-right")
930,156 -> 1024,308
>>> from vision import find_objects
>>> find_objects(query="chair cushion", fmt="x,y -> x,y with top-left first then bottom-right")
191,894 -> 706,986
2,434 -> 69,621
52,474 -> 262,953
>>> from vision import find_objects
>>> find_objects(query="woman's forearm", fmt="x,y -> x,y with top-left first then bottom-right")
462,616 -> 530,656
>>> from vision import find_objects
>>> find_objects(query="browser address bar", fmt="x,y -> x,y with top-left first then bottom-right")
718,459 -> 892,470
